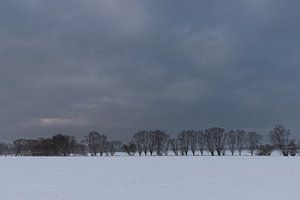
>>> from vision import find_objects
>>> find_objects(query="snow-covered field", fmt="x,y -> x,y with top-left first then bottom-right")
0,156 -> 299,200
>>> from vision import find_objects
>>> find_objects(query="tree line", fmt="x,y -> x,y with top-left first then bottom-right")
0,124 -> 298,157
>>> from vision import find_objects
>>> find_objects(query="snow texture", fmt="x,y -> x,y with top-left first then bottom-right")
0,156 -> 299,200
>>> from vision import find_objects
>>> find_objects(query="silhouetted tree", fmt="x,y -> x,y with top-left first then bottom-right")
148,131 -> 156,156
190,131 -> 198,156
205,129 -> 215,156
269,124 -> 293,156
247,132 -> 261,156
155,130 -> 169,156
107,141 -> 122,156
78,139 -> 88,156
162,135 -> 171,155
13,139 -> 26,156
178,131 -> 191,156
170,138 -> 179,156
197,130 -> 205,155
236,130 -> 246,156
132,131 -> 148,156
148,130 -> 169,156
227,130 -> 236,156
52,134 -> 77,156
0,143 -> 9,155
38,138 -> 55,156
84,131 -> 107,156
123,143 -> 136,156
287,140 -> 297,156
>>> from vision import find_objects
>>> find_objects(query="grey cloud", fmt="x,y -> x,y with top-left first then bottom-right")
0,0 -> 300,141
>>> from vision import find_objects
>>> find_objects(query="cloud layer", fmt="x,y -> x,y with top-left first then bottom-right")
1,0 -> 300,141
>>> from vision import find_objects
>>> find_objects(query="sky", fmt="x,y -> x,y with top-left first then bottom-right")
0,0 -> 300,141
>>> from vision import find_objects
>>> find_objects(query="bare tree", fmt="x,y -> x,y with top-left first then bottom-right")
287,140 -> 297,156
236,130 -> 246,156
189,131 -> 198,156
0,143 -> 9,155
269,124 -> 293,156
148,131 -> 156,156
142,132 -> 149,156
107,141 -> 122,156
85,131 -> 99,156
52,134 -> 78,156
38,138 -> 55,156
84,131 -> 107,156
227,130 -> 236,156
205,129 -> 215,156
148,130 -> 169,156
13,139 -> 27,156
197,130 -> 205,156
170,138 -> 179,156
78,139 -> 88,156
162,135 -> 171,156
178,131 -> 191,156
213,127 -> 227,156
99,134 -> 107,156
132,131 -> 148,156
123,143 -> 136,156
155,130 -> 169,156
205,127 -> 227,156
247,132 -> 261,156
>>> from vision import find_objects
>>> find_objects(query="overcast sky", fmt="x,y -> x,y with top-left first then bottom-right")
1,0 -> 300,141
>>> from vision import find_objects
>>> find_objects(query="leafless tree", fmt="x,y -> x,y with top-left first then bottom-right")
142,132 -> 149,156
52,134 -> 78,156
38,138 -> 55,156
213,128 -> 227,156
78,139 -> 88,156
99,134 -> 107,156
189,131 -> 198,156
132,131 -> 148,156
178,131 -> 191,156
205,127 -> 227,156
84,131 -> 107,156
107,141 -> 122,156
227,130 -> 236,156
148,131 -> 156,156
247,132 -> 261,156
269,124 -> 293,156
162,135 -> 171,156
287,140 -> 297,156
0,143 -> 9,155
205,129 -> 215,156
85,131 -> 99,156
197,130 -> 205,155
148,130 -> 169,156
103,141 -> 109,156
13,139 -> 27,156
236,130 -> 246,156
155,130 -> 169,156
123,143 -> 136,156
170,138 -> 179,156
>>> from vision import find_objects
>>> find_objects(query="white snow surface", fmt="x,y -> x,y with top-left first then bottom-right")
0,156 -> 299,200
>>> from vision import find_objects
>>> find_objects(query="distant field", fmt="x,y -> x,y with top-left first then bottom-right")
0,156 -> 299,200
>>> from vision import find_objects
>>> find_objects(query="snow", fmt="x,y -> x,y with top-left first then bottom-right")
0,156 -> 299,200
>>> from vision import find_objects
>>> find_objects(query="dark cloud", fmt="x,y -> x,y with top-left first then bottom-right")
0,0 -> 300,141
